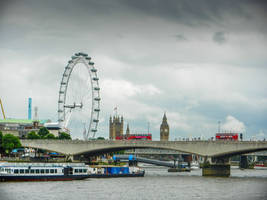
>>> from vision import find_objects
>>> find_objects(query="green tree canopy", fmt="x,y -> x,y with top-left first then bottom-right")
58,132 -> 71,140
27,131 -> 41,139
97,137 -> 105,140
44,133 -> 56,139
38,127 -> 50,138
0,131 -> 4,153
2,134 -> 21,154
0,131 -> 2,142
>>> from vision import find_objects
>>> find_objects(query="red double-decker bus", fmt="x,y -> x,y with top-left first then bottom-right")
215,133 -> 238,140
116,133 -> 152,140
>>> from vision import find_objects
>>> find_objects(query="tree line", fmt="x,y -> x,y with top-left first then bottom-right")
0,128 -> 71,155
27,127 -> 71,140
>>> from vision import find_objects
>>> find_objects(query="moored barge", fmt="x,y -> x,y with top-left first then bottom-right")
88,166 -> 145,178
0,162 -> 145,181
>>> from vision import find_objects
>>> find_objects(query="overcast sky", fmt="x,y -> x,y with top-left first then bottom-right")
0,0 -> 266,140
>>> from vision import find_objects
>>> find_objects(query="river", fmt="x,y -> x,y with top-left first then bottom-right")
1,166 -> 267,200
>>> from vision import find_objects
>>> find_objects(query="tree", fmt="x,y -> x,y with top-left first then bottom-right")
58,132 -> 71,140
44,133 -> 56,139
97,137 -> 105,140
38,127 -> 50,138
2,134 -> 21,154
0,131 -> 4,154
27,131 -> 41,139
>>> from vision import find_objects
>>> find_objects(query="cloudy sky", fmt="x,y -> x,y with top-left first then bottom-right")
0,0 -> 266,140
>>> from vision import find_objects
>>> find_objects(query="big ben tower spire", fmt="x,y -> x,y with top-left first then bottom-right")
160,112 -> 169,141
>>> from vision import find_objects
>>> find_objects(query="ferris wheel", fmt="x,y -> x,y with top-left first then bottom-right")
58,52 -> 100,140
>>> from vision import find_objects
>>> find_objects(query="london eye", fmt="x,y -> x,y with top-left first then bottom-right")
58,52 -> 100,140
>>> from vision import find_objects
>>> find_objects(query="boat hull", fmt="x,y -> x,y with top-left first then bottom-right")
0,175 -> 89,182
89,171 -> 145,178
0,172 -> 145,181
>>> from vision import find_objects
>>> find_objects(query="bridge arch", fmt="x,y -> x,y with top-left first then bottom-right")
74,145 -> 199,156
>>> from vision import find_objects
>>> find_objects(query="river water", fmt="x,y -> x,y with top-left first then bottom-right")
1,166 -> 267,200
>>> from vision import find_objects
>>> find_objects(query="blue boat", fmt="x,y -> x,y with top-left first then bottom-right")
88,166 -> 145,178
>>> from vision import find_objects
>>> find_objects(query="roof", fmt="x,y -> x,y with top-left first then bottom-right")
0,118 -> 49,124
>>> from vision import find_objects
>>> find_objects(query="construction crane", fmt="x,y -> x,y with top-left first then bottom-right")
0,98 -> 6,119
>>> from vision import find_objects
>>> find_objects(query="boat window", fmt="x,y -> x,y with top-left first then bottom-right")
50,169 -> 54,173
83,169 -> 87,173
55,169 -> 57,173
75,169 -> 78,173
25,169 -> 29,174
79,169 -> 82,173
30,169 -> 35,173
36,169 -> 40,174
14,169 -> 19,174
45,169 -> 49,173
41,169 -> 45,174
20,169 -> 24,174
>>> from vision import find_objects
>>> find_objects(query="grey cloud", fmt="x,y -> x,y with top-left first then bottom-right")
120,0 -> 267,27
213,31 -> 227,44
174,34 -> 187,41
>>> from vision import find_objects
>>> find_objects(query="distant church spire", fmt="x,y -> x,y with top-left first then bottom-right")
163,112 -> 167,121
126,123 -> 130,136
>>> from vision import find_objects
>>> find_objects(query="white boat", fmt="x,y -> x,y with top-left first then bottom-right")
0,162 -> 89,182
190,161 -> 199,170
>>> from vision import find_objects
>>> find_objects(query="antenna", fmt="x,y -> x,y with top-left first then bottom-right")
218,121 -> 221,133
115,107 -> 118,116
83,123 -> 87,140
28,98 -> 32,120
34,106 -> 38,120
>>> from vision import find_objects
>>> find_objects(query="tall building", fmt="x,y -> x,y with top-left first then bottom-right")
160,113 -> 169,141
109,116 -> 124,140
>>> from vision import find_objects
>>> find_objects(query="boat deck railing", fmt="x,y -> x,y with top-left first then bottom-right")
0,162 -> 86,168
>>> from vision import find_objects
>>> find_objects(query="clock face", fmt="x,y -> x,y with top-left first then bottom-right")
164,129 -> 168,132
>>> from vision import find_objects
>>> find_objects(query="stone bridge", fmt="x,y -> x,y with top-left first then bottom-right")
21,139 -> 267,158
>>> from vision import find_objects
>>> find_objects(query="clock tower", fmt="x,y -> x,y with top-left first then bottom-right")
160,113 -> 169,141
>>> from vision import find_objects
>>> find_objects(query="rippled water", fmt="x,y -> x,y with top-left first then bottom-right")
1,167 -> 267,200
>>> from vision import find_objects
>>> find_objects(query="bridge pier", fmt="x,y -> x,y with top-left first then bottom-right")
239,155 -> 255,169
65,155 -> 81,162
239,155 -> 249,169
202,157 -> 230,177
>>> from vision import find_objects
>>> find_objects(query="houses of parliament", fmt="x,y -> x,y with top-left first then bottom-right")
109,113 -> 169,141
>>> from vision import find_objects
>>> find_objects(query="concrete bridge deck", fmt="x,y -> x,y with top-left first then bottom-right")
21,139 -> 267,158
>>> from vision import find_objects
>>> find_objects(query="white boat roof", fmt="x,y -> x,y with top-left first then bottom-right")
0,162 -> 86,167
